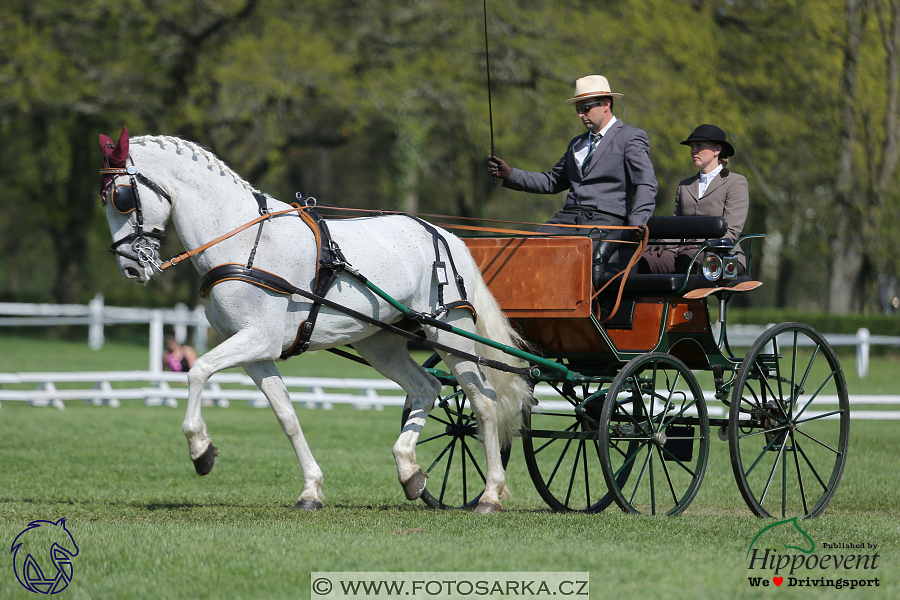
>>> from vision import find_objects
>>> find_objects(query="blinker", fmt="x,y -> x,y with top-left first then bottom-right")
110,182 -> 137,215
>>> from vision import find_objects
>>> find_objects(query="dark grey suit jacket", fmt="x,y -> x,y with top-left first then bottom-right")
502,119 -> 658,226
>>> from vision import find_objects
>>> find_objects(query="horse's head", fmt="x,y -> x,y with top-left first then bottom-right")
99,126 -> 172,284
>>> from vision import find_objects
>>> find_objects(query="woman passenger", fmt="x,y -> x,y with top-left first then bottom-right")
639,124 -> 749,275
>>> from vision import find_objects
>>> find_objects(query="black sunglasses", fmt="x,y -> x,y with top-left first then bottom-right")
575,99 -> 605,114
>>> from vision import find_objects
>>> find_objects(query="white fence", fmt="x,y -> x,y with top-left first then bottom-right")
2,299 -> 899,377
1,371 -> 898,420
718,324 -> 900,378
0,294 -> 209,373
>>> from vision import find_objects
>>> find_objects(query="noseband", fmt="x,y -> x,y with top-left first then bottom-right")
100,163 -> 172,269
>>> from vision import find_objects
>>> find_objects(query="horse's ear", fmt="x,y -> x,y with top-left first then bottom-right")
109,126 -> 129,166
99,134 -> 114,154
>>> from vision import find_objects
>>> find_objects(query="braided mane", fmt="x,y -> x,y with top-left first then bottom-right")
132,135 -> 259,194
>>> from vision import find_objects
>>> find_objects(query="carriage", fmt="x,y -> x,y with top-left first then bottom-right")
411,217 -> 850,519
100,129 -> 848,519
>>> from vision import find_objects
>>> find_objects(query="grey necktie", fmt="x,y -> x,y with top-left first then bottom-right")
582,134 -> 601,176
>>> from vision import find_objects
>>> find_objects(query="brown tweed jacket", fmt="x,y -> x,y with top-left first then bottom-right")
654,167 -> 749,269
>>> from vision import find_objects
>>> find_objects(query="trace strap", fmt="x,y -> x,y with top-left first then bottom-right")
197,263 -> 528,375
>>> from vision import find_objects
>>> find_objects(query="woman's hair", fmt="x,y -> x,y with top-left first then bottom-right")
719,156 -> 729,167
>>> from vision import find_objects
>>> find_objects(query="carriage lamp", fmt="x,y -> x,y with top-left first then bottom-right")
702,254 -> 723,281
722,256 -> 739,280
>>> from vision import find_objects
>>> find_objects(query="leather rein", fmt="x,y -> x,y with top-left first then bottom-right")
105,162 -> 646,333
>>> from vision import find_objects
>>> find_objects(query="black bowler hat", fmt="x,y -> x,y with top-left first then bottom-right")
681,124 -> 734,158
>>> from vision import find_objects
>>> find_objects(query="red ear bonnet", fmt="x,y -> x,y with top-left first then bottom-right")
100,126 -> 129,168
99,126 -> 129,201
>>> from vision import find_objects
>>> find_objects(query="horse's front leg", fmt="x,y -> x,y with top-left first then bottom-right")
183,327 -> 279,475
242,360 -> 324,510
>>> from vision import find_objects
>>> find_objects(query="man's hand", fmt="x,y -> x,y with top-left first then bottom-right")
487,155 -> 512,179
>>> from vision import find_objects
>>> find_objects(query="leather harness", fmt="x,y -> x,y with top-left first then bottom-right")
197,195 -> 477,360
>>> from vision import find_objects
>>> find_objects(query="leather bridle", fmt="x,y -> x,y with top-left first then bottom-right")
100,163 -> 171,270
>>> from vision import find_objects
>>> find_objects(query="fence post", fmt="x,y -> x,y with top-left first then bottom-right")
88,293 -> 105,351
856,327 -> 870,379
149,310 -> 164,373
173,302 -> 189,344
193,304 -> 208,353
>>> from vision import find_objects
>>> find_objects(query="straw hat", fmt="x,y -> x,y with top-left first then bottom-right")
564,75 -> 624,105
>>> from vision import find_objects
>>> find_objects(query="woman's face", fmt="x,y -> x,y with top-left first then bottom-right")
689,141 -> 722,174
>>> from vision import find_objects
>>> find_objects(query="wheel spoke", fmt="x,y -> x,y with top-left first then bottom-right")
547,436 -> 575,489
793,371 -> 838,422
437,438 -> 457,506
655,371 -> 681,434
758,435 -> 788,507
743,427 -> 788,477
657,446 -> 679,504
417,431 -> 451,446
793,423 -> 842,453
533,422 -> 579,455
424,439 -> 455,475
564,439 -> 583,508
789,431 -> 809,515
460,436 -> 487,483
794,437 -> 830,491
629,443 -> 653,506
661,397 -> 700,430
581,437 -> 591,507
659,444 -> 699,478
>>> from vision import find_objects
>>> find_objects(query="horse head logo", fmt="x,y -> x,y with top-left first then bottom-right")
747,516 -> 815,558
10,518 -> 79,594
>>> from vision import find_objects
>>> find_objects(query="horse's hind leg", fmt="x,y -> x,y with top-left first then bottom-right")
242,361 -> 324,510
437,351 -> 507,514
352,332 -> 441,501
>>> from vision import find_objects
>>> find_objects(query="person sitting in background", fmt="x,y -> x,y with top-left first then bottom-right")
163,333 -> 197,372
639,124 -> 749,275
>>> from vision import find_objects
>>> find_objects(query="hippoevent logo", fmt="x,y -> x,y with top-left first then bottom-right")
746,517 -> 880,590
10,518 -> 79,594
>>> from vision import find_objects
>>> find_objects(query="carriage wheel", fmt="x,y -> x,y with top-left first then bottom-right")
729,323 -> 849,519
599,353 -> 709,516
521,377 -> 630,512
402,353 -> 510,510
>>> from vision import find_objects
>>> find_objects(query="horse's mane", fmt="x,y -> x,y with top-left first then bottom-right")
131,135 -> 259,194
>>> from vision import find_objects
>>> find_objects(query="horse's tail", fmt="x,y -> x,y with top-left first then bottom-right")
470,272 -> 532,448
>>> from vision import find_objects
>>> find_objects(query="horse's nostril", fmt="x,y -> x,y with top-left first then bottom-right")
123,266 -> 142,279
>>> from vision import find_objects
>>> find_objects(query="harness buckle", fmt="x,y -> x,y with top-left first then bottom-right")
434,261 -> 449,286
295,192 -> 317,207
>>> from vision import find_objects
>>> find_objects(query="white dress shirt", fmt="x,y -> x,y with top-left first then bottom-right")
699,163 -> 723,198
574,116 -> 618,172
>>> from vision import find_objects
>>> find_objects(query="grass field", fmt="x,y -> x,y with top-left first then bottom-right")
1,334 -> 899,599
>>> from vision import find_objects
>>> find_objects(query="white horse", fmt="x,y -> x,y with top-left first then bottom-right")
99,128 -> 529,513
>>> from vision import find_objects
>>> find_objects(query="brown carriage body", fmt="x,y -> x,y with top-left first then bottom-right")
463,236 -> 711,357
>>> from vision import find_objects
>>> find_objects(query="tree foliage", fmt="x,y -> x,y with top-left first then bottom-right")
0,0 -> 897,313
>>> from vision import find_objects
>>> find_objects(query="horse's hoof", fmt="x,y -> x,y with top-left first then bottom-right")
474,501 -> 501,514
402,468 -> 427,501
294,498 -> 324,511
192,444 -> 218,476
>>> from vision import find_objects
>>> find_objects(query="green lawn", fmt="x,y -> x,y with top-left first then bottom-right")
1,399 -> 898,599
1,334 -> 898,599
